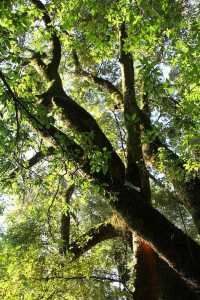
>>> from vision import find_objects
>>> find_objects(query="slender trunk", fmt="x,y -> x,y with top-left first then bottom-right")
59,184 -> 75,255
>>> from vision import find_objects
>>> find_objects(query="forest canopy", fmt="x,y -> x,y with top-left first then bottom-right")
0,0 -> 200,299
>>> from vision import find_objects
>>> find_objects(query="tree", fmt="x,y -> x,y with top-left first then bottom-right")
0,0 -> 200,299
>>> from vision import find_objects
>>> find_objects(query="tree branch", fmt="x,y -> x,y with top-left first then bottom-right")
70,222 -> 121,258
31,0 -> 61,77
40,274 -> 123,284
140,99 -> 200,232
119,22 -> 150,201
9,147 -> 55,179
72,50 -> 123,108
51,88 -> 125,187
0,70 -> 124,190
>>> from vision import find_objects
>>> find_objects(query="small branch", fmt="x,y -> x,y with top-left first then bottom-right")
70,222 -> 122,258
138,93 -> 182,167
31,0 -> 61,77
31,0 -> 51,24
72,50 -> 123,108
149,173 -> 165,188
60,184 -> 75,255
14,101 -> 20,143
30,51 -> 48,80
39,274 -> 123,284
9,147 -> 55,179
40,273 -> 134,296
28,147 -> 55,167
47,177 -> 61,242
0,69 -> 50,135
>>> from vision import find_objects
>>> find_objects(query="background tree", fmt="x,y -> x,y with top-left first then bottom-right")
0,0 -> 200,299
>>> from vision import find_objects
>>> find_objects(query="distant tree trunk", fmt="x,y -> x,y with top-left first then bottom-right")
59,184 -> 75,255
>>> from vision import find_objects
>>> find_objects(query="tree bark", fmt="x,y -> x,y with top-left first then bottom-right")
134,239 -> 159,300
114,187 -> 200,289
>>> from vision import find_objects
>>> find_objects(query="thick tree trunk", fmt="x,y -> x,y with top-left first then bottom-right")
134,239 -> 159,300
114,187 -> 200,289
157,254 -> 200,300
134,239 -> 200,300
174,178 -> 200,233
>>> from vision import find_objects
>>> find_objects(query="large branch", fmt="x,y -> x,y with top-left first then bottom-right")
24,6 -> 126,189
0,70 -> 125,190
43,82 -> 125,188
119,22 -> 150,201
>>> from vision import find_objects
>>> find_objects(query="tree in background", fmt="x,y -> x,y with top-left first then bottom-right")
0,0 -> 200,299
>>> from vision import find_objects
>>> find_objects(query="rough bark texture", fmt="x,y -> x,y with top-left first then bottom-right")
134,239 -> 159,300
114,187 -> 200,289
157,254 -> 200,300
120,22 -> 150,202
119,22 -> 154,299
69,224 -> 200,299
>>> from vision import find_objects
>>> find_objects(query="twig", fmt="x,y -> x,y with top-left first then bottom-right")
14,101 -> 20,143
39,274 -> 123,283
47,176 -> 61,242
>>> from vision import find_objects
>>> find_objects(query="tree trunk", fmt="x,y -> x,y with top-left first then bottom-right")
134,239 -> 159,300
